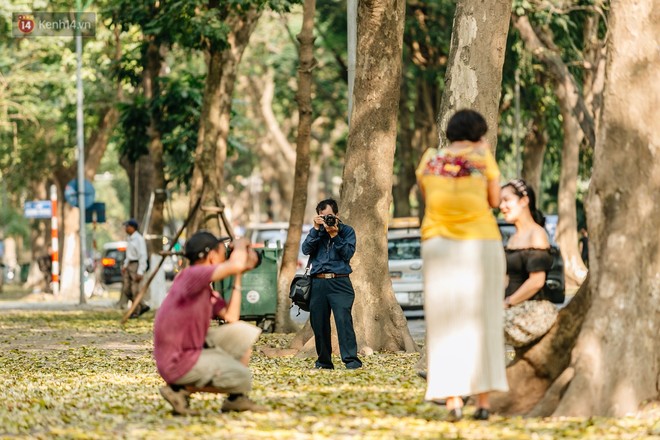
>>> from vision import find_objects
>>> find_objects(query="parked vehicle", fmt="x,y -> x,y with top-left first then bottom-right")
387,228 -> 423,310
101,241 -> 127,285
386,220 -> 566,311
246,222 -> 313,273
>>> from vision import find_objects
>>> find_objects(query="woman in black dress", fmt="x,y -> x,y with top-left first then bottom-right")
499,179 -> 558,347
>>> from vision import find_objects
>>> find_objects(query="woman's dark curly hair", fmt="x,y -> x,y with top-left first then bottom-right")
446,109 -> 488,142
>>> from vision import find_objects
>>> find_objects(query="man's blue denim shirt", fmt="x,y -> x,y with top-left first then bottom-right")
301,224 -> 356,275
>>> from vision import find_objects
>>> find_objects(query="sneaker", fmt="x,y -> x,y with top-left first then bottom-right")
221,395 -> 268,412
159,386 -> 196,415
138,305 -> 151,316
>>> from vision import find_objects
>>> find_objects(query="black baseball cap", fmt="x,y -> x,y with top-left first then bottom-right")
184,230 -> 231,262
123,218 -> 138,229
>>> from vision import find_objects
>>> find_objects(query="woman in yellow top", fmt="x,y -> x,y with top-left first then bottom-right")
416,109 -> 508,422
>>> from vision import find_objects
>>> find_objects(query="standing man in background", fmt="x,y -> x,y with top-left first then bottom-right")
302,198 -> 362,370
122,218 -> 150,318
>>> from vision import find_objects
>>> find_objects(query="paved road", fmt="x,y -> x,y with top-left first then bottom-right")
291,307 -> 426,343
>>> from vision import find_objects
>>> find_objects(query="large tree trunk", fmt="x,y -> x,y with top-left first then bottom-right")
436,0 -> 511,150
303,0 -> 416,354
553,0 -> 660,416
513,15 -> 588,285
276,0 -> 316,334
187,6 -> 262,234
494,0 -> 660,417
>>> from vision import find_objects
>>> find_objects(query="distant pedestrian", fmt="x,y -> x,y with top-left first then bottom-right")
416,109 -> 508,421
579,228 -> 589,268
121,219 -> 149,318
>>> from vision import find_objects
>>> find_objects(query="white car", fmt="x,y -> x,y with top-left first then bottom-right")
387,228 -> 423,310
246,222 -> 313,273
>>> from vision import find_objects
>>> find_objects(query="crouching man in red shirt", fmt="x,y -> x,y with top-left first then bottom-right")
154,230 -> 265,415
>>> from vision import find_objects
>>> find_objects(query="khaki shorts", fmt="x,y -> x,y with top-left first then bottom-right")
173,321 -> 261,393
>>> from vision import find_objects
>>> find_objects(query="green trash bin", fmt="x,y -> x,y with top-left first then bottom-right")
20,263 -> 30,283
218,246 -> 281,333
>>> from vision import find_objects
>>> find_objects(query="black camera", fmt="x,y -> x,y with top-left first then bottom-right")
322,214 -> 338,227
226,245 -> 263,269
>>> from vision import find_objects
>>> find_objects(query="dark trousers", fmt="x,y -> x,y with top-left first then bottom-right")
309,277 -> 362,369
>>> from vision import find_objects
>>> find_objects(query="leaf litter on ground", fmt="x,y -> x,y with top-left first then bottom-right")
0,310 -> 658,439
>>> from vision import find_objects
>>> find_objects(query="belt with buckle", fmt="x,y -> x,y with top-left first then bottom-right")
314,273 -> 349,279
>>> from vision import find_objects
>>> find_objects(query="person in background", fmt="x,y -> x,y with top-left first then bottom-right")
121,218 -> 150,318
154,231 -> 265,415
499,179 -> 558,347
301,198 -> 362,370
578,228 -> 589,268
416,109 -> 508,422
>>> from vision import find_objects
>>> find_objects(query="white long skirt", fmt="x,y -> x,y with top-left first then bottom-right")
422,236 -> 509,400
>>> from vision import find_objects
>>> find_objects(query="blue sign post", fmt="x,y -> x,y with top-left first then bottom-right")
24,200 -> 52,219
64,179 -> 95,209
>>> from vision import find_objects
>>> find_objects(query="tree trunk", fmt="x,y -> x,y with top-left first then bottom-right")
393,75 -> 415,217
521,108 -> 547,200
56,105 -> 119,298
276,0 -> 316,333
490,277 -> 592,415
26,180 -> 49,290
513,15 -> 588,285
300,0 -> 417,354
142,40 -> 167,256
248,72 -> 295,217
494,0 -> 660,417
436,0 -> 511,150
553,0 -> 660,416
187,6 -> 262,235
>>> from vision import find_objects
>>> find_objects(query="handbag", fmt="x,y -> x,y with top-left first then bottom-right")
504,300 -> 558,347
289,258 -> 313,313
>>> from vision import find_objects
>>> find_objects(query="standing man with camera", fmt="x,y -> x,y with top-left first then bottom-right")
302,198 -> 362,370
154,230 -> 266,415
121,218 -> 150,318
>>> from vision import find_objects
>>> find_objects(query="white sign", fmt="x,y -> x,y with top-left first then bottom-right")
246,290 -> 260,304
24,200 -> 52,219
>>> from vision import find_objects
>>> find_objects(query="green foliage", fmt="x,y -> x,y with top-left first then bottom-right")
0,310 -> 658,438
156,73 -> 205,187
498,0 -> 606,213
116,95 -> 151,162
0,202 -> 30,241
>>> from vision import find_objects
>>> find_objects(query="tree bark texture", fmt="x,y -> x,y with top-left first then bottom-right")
142,40 -> 167,256
276,0 -> 316,333
521,112 -> 547,200
513,15 -> 588,286
188,5 -> 262,235
337,0 -> 416,353
436,0 -> 511,151
552,0 -> 660,416
490,278 -> 592,415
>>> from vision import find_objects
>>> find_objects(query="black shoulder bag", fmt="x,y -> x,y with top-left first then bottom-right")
289,257 -> 313,314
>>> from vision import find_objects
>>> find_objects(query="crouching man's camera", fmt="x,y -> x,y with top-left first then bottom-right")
322,214 -> 339,227
227,243 -> 263,269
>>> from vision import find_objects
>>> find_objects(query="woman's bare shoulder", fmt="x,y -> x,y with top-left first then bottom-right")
530,224 -> 550,248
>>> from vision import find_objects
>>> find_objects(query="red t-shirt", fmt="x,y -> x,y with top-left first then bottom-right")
153,264 -> 227,384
